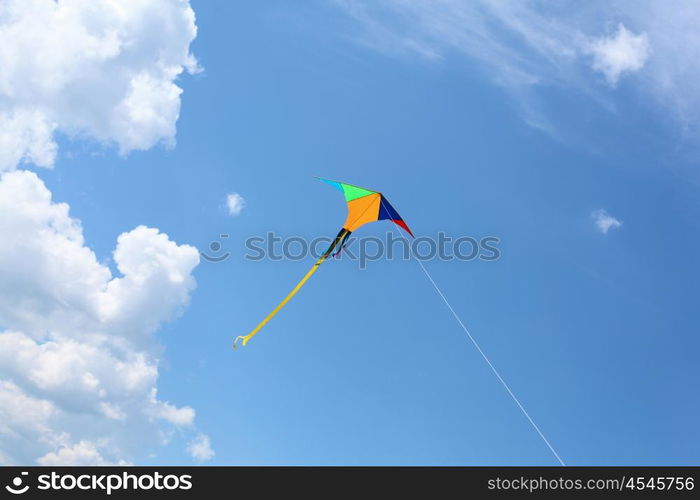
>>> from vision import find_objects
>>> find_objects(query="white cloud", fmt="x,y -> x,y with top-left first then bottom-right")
150,397 -> 196,427
0,0 -> 199,171
592,209 -> 622,234
37,440 -> 128,466
187,433 -> 214,463
0,170 -> 205,464
226,193 -> 246,216
0,110 -> 57,170
0,0 -> 209,465
587,24 -> 649,85
334,1 -> 700,140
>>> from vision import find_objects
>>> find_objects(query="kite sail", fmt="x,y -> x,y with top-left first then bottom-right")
233,178 -> 413,348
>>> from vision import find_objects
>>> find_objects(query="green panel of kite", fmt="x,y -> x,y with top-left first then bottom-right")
341,183 -> 376,202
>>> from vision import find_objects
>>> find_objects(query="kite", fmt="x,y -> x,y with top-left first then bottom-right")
233,178 -> 413,348
231,178 -> 566,466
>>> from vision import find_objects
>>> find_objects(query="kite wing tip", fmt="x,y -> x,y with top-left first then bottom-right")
392,219 -> 414,238
233,336 -> 246,350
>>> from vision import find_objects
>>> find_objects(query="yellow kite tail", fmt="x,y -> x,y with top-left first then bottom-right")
233,228 -> 348,349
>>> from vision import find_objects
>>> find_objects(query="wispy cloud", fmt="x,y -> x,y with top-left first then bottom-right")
592,209 -> 622,234
334,0 -> 700,142
335,0 -> 583,87
226,193 -> 246,216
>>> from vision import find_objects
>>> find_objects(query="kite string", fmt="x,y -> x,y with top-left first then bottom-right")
380,208 -> 565,466
410,255 -> 565,466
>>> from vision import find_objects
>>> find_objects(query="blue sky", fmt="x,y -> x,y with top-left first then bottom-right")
1,1 -> 699,465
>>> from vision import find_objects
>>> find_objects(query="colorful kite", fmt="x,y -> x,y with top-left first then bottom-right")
234,178 -> 413,348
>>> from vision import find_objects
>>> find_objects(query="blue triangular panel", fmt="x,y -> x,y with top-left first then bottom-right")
378,195 -> 402,221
